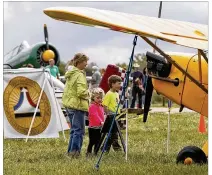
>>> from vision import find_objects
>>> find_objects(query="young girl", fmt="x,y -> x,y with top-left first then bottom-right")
86,88 -> 105,156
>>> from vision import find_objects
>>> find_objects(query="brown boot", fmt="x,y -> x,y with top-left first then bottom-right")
74,151 -> 80,158
86,152 -> 92,158
65,151 -> 78,159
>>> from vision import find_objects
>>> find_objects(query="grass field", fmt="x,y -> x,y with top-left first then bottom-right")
151,103 -> 179,108
4,112 -> 208,175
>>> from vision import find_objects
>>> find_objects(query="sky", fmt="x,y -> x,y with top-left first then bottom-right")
3,1 -> 208,68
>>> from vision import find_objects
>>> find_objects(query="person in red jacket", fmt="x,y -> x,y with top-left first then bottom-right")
86,88 -> 105,156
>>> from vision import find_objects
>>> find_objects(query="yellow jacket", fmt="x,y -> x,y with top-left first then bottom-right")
62,66 -> 89,111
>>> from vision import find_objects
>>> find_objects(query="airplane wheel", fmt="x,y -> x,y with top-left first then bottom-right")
176,146 -> 207,164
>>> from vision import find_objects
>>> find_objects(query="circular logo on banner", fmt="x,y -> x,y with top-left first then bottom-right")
4,76 -> 51,136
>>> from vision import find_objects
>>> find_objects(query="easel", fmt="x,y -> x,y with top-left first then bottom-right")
95,112 -> 127,154
94,106 -> 144,155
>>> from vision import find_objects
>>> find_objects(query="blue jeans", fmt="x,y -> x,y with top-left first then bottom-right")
66,108 -> 85,153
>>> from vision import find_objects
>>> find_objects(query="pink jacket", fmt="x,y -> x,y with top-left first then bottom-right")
88,103 -> 105,127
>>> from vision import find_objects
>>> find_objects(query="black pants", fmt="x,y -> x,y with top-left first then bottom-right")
100,115 -> 122,152
104,131 -> 122,152
87,128 -> 101,154
130,85 -> 143,108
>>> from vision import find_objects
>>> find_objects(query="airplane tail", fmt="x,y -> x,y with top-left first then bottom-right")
4,40 -> 30,61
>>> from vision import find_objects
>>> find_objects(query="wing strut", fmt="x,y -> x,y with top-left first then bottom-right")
199,50 -> 208,63
198,50 -> 203,84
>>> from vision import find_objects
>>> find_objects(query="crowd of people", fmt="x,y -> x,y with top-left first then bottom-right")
46,53 -> 147,158
56,53 -> 146,158
18,50 -> 147,160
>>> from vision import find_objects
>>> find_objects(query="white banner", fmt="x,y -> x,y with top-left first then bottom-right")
3,68 -> 69,139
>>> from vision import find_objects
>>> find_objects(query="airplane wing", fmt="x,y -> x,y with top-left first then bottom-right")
44,7 -> 208,50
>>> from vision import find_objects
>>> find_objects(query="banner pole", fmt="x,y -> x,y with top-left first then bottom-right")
25,77 -> 47,142
125,99 -> 129,161
167,100 -> 172,153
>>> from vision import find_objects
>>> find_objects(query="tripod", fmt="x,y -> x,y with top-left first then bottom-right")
95,113 -> 127,154
95,35 -> 138,169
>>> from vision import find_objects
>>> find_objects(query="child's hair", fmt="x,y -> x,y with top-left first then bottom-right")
72,53 -> 89,66
108,75 -> 122,88
90,87 -> 105,102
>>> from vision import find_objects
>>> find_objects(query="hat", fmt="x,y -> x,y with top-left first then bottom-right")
133,63 -> 140,68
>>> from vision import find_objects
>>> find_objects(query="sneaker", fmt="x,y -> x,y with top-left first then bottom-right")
65,151 -> 80,159
114,148 -> 122,152
64,152 -> 73,159
74,151 -> 80,158
86,152 -> 92,158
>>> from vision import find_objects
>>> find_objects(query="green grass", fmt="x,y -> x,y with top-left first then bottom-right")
4,113 -> 208,175
151,103 -> 179,108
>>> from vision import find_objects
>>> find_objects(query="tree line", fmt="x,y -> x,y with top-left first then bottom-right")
58,53 -> 147,76
57,53 -> 170,106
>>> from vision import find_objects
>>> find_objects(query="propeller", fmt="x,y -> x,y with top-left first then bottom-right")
42,24 -> 55,62
143,75 -> 154,123
44,24 -> 49,50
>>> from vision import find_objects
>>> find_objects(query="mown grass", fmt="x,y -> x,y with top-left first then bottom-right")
151,103 -> 179,108
4,112 -> 208,175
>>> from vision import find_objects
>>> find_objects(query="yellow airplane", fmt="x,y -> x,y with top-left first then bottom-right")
43,6 -> 208,164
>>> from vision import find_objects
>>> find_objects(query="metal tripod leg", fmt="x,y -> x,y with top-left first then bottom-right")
94,132 -> 107,154
115,120 -> 126,153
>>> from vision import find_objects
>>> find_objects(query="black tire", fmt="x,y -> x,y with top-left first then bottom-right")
176,146 -> 207,164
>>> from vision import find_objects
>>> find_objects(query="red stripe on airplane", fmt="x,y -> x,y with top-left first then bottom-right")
110,26 -> 124,31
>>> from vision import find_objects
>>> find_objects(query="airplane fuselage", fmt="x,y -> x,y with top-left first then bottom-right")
149,52 -> 208,117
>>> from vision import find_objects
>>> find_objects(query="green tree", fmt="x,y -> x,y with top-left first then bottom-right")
116,62 -> 127,69
133,53 -> 147,70
115,53 -> 147,71
58,61 -> 66,76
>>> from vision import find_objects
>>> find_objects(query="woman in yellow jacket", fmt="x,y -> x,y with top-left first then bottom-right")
62,53 -> 89,157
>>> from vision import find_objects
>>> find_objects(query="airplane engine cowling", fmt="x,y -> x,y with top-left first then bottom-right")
4,42 -> 60,69
146,51 -> 171,77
